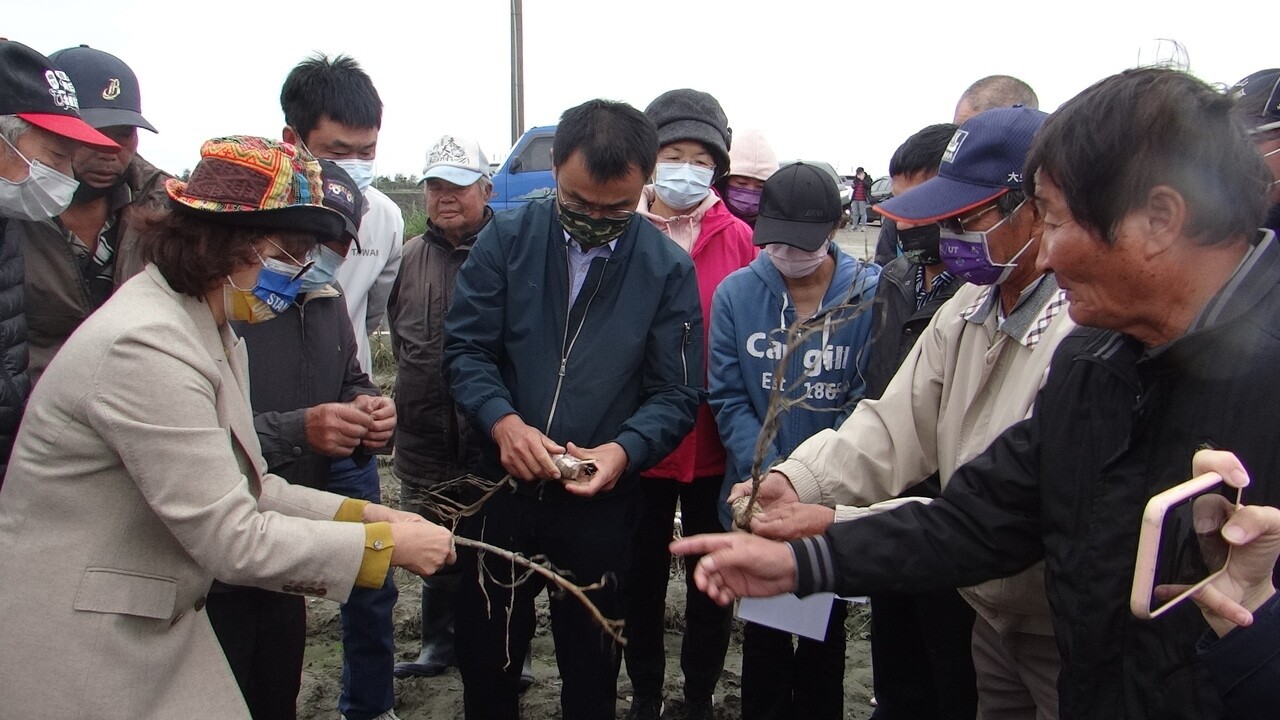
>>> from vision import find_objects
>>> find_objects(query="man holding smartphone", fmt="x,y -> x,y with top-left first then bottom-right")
675,68 -> 1280,720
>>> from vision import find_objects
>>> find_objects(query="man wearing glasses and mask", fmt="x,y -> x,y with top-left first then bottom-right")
443,98 -> 703,720
730,106 -> 1073,720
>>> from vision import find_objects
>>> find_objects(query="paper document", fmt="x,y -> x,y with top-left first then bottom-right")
736,592 -> 838,641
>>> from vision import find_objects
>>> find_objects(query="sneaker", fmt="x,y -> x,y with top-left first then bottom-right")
624,694 -> 665,720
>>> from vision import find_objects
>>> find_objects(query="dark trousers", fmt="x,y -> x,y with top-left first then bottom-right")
329,457 -> 399,720
456,485 -> 636,720
625,475 -> 733,702
207,586 -> 306,720
869,590 -> 978,720
741,601 -> 848,720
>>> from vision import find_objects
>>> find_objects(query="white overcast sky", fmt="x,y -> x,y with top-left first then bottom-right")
6,0 -> 1273,180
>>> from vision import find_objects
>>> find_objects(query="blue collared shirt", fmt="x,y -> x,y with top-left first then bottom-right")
564,231 -> 616,305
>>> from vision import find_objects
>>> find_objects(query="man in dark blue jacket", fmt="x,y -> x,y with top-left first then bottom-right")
444,98 -> 703,720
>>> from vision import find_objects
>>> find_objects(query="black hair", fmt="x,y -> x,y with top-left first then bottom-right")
889,123 -> 959,178
959,75 -> 1040,113
280,54 -> 382,144
1025,68 -> 1270,246
552,99 -> 658,182
855,166 -> 864,174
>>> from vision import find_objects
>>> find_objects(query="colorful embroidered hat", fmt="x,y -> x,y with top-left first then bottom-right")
166,136 -> 345,241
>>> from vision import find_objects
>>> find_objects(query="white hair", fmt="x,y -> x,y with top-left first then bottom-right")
0,115 -> 32,148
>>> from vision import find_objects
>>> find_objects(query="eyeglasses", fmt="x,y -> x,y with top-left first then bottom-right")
940,203 -> 1003,233
258,241 -> 314,282
557,195 -> 636,221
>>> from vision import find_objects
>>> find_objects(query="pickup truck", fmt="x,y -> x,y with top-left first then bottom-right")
488,125 -> 557,213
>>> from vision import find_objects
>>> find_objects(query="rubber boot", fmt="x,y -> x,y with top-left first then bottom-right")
393,576 -> 458,678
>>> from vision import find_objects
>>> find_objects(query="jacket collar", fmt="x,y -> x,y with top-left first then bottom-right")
424,206 -> 494,250
142,263 -> 265,477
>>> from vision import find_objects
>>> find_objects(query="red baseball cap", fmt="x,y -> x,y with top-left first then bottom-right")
0,40 -> 119,152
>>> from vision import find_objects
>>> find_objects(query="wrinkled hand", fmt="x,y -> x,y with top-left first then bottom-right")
669,532 -> 798,606
491,414 -> 564,481
389,521 -> 456,576
362,503 -> 427,524
561,441 -> 628,497
351,395 -> 396,448
727,471 -> 800,512
305,402 -> 372,455
751,502 -> 836,541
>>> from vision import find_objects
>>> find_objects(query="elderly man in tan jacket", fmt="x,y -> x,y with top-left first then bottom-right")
734,107 -> 1071,720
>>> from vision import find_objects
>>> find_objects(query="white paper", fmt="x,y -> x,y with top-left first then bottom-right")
735,592 -> 837,641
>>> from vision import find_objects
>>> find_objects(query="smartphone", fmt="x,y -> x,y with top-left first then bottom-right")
1130,472 -> 1243,620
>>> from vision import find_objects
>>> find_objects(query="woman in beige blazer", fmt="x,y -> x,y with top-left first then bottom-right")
0,137 -> 454,719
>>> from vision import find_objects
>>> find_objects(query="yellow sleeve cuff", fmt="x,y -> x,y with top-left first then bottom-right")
355,522 -> 394,589
335,498 -> 370,523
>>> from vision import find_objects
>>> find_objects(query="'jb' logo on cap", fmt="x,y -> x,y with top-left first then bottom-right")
942,129 -> 967,165
102,79 -> 121,101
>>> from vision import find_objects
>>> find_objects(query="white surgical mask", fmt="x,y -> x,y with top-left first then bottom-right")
333,158 -> 375,193
0,136 -> 79,221
653,162 -> 713,211
765,240 -> 830,278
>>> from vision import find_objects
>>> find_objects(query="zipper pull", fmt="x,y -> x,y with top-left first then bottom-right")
558,357 -> 568,377
683,322 -> 691,344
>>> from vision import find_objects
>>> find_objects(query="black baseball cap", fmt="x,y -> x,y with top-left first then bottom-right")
752,161 -> 842,251
317,159 -> 364,251
0,40 -> 118,151
48,45 -> 156,132
1229,69 -> 1280,134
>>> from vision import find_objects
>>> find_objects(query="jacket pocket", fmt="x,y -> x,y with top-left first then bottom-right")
73,567 -> 179,620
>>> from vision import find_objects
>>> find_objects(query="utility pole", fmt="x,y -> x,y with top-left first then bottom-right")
510,0 -> 525,145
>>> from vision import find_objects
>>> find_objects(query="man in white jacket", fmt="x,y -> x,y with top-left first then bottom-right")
733,106 -> 1071,720
279,53 -> 404,720
281,53 -> 403,377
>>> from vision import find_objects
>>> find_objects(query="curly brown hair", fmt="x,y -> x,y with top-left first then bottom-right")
138,207 -> 319,297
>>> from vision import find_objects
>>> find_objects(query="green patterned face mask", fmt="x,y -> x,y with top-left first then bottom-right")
557,202 -> 632,248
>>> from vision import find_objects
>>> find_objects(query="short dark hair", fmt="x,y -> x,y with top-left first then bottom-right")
889,123 -> 958,178
1025,68 -> 1270,246
140,208 -> 318,297
552,99 -> 658,182
280,54 -> 382,144
959,75 -> 1039,113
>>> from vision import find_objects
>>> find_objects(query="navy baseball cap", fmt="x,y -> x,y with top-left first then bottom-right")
753,161 -> 842,251
1229,69 -> 1280,134
0,40 -> 119,151
877,106 -> 1049,224
317,159 -> 364,251
48,45 -> 156,132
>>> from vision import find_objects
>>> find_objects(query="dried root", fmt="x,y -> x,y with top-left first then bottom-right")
551,454 -> 597,484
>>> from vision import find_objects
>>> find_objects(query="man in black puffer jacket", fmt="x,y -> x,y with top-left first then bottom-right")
0,40 -> 121,481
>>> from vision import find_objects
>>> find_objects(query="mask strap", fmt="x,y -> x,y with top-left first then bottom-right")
0,135 -> 32,167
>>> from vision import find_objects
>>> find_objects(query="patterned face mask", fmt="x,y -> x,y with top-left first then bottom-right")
558,202 -> 633,249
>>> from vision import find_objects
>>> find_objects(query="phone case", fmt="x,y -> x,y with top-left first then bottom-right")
1130,472 -> 1241,619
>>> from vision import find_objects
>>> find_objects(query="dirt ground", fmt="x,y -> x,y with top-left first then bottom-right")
299,225 -> 882,719
298,462 -> 877,720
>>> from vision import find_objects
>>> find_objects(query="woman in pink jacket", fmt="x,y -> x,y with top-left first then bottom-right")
623,88 -> 759,720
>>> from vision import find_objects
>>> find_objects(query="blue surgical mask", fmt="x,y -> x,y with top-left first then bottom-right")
333,158 -> 375,193
653,162 -> 714,211
298,244 -> 346,293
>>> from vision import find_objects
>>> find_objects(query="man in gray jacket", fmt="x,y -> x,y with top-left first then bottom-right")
389,134 -> 495,681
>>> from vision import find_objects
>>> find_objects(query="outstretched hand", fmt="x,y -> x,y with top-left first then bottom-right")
750,502 -> 836,540
670,532 -> 798,606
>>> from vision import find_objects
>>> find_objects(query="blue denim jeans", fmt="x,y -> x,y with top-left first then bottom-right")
329,456 -> 399,720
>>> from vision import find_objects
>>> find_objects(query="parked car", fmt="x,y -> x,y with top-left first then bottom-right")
866,175 -> 892,224
488,124 -> 556,213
